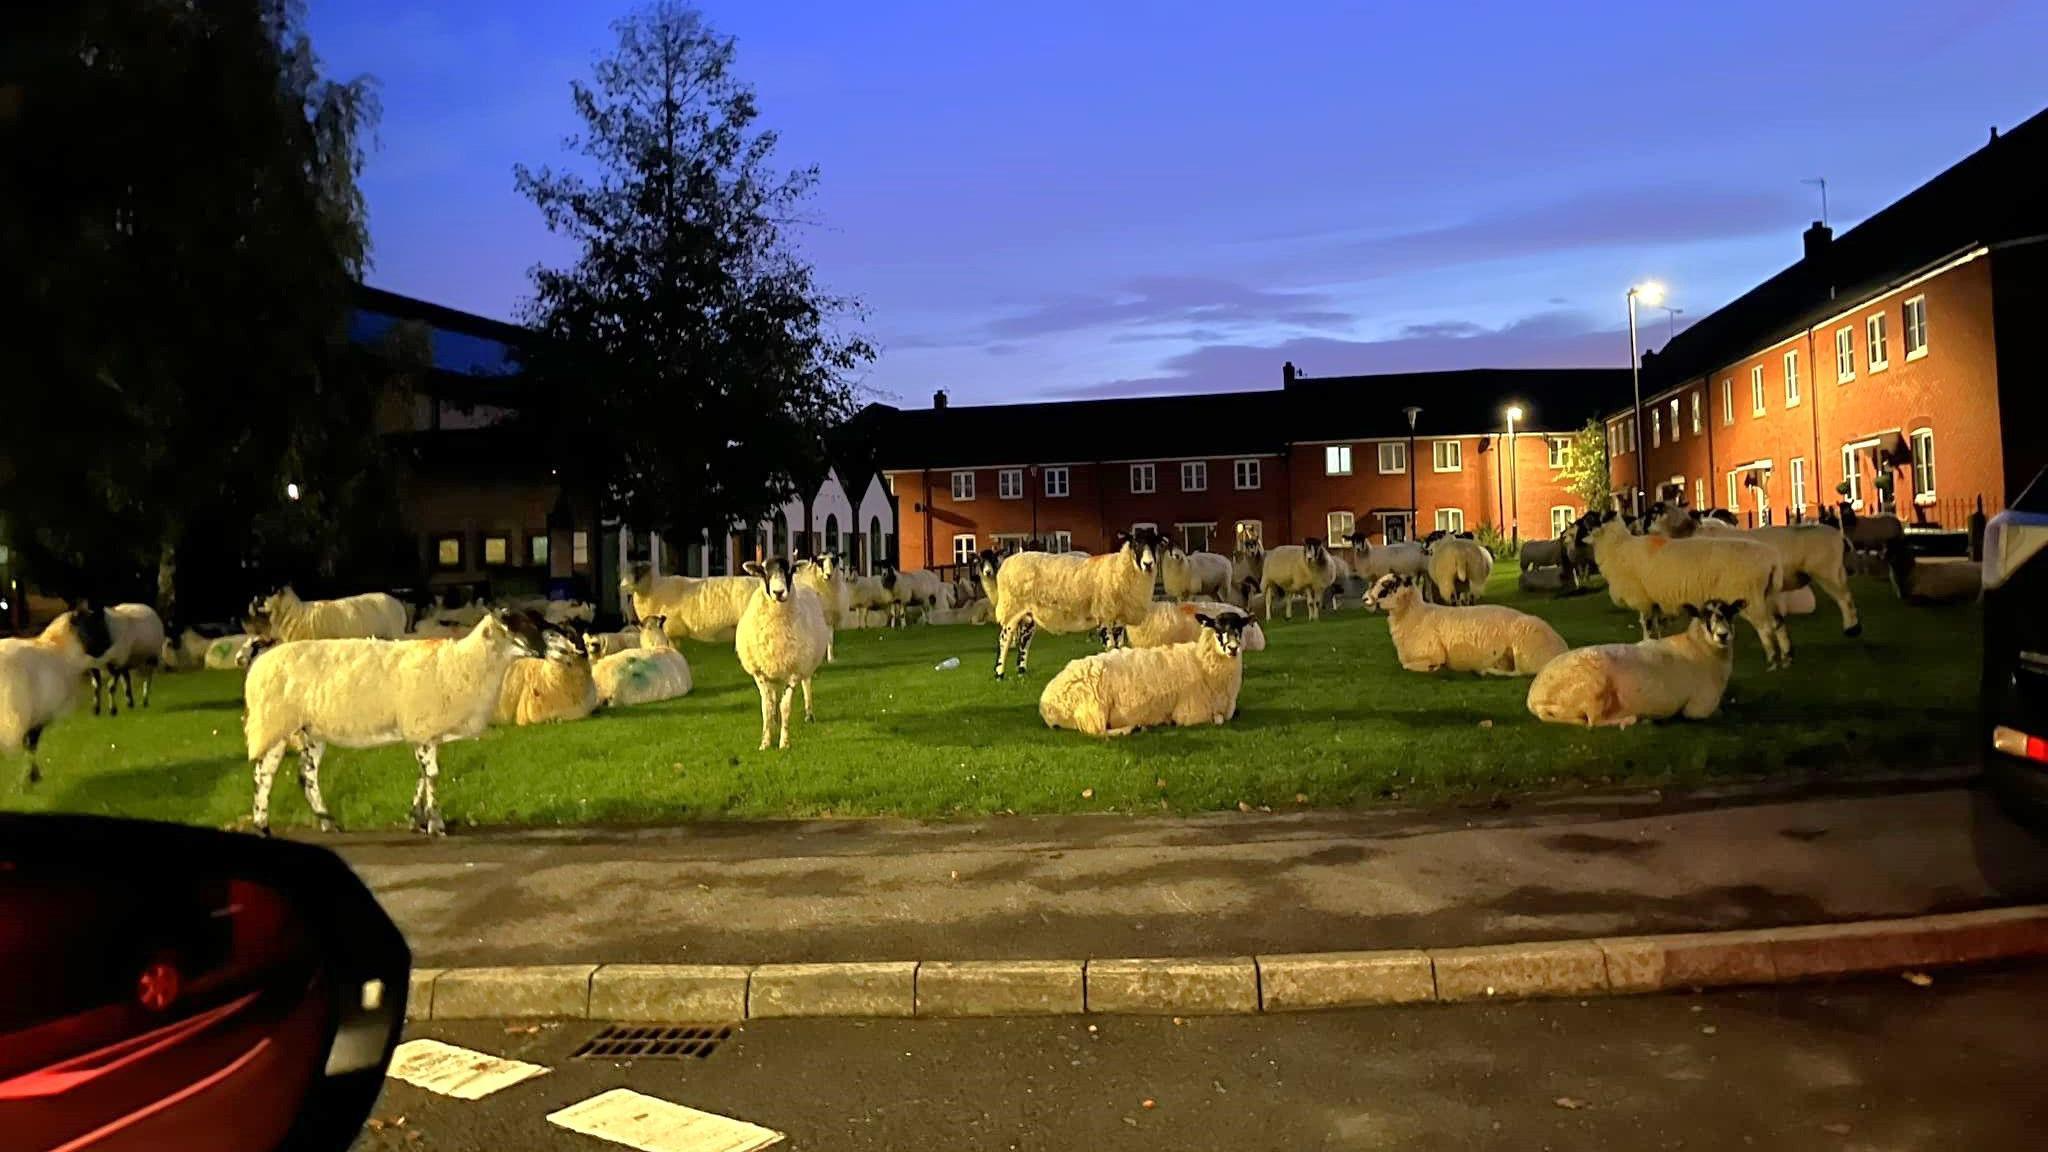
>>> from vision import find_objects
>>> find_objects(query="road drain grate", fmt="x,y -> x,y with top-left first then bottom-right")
571,1024 -> 733,1061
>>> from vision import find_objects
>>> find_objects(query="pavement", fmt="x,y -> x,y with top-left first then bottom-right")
354,964 -> 2048,1151
331,773 -> 2048,969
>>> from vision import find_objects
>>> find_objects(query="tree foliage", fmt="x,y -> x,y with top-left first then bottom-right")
515,1 -> 871,547
1561,419 -> 1612,512
2,0 -> 386,617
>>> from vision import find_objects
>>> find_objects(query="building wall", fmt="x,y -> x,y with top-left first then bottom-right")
402,478 -> 597,591
1289,431 -> 1588,546
1097,455 -> 1291,555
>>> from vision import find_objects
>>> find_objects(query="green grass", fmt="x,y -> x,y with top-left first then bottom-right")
2,567 -> 1979,831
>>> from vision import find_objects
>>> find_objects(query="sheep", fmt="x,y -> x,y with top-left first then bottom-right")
203,633 -> 258,670
83,602 -> 166,715
493,617 -> 596,727
1039,610 -> 1251,736
882,566 -> 948,627
618,563 -> 756,642
1649,502 -> 1859,635
1423,537 -> 1493,606
3,605 -> 116,785
1229,541 -> 1265,610
1160,543 -> 1233,602
1362,574 -> 1565,676
499,598 -> 597,626
1885,539 -> 1982,605
846,572 -> 895,628
1357,540 -> 1429,582
1579,513 -> 1791,668
1261,538 -> 1341,621
1098,599 -> 1268,652
581,626 -> 643,659
427,592 -> 489,628
1825,503 -> 1906,554
248,586 -> 409,642
736,558 -> 831,749
242,611 -> 551,835
991,530 -> 1162,679
592,617 -> 694,707
794,551 -> 851,660
1528,600 -> 1745,727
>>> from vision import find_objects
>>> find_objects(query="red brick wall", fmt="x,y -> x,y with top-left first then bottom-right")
1289,432 -> 1590,546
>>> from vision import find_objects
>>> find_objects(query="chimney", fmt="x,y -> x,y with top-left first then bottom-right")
1282,361 -> 1297,387
933,389 -> 948,410
1802,221 -> 1833,262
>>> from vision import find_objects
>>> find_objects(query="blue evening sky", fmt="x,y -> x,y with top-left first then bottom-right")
307,0 -> 2046,406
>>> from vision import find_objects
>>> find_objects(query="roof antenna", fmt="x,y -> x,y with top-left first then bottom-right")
1800,177 -> 1828,228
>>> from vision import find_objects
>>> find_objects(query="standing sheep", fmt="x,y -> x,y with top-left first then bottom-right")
1160,543 -> 1233,602
1423,536 -> 1493,606
882,566 -> 948,627
243,611 -> 550,835
1579,514 -> 1790,668
1528,600 -> 1745,727
493,616 -> 597,727
1650,502 -> 1859,635
593,616 -> 695,706
794,551 -> 851,660
990,531 -> 1161,679
1357,540 -> 1429,582
1229,539 -> 1265,611
1363,572 -> 1565,675
248,586 -> 409,642
1885,539 -> 1982,604
3,606 -> 116,785
845,572 -> 894,628
1039,611 -> 1251,736
736,558 -> 831,749
620,563 -> 758,643
88,603 -> 166,715
1261,538 -> 1341,621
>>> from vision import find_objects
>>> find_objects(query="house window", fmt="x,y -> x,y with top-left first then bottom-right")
530,535 -> 549,566
1911,429 -> 1936,500
870,517 -> 884,571
482,535 -> 510,566
825,514 -> 841,555
1841,439 -> 1879,508
1727,471 -> 1740,511
993,533 -> 1029,554
1721,378 -> 1733,424
1867,313 -> 1890,371
951,471 -> 975,501
1750,366 -> 1766,416
1048,531 -> 1074,554
1784,350 -> 1801,407
1691,390 -> 1702,435
1326,445 -> 1354,475
1651,409 -> 1661,448
434,535 -> 463,569
1694,478 -> 1706,509
1180,461 -> 1207,492
1432,439 -> 1462,472
1131,463 -> 1156,494
1547,437 -> 1568,468
1043,466 -> 1069,497
1606,423 -> 1618,457
1180,523 -> 1214,552
1377,443 -> 1405,473
1550,506 -> 1574,538
952,534 -> 976,565
1669,398 -> 1681,442
1625,418 -> 1636,454
572,531 -> 590,565
1904,295 -> 1928,359
1327,511 -> 1355,542
1234,459 -> 1260,489
1836,326 -> 1856,381
1790,457 -> 1807,511
998,469 -> 1023,499
1434,508 -> 1465,533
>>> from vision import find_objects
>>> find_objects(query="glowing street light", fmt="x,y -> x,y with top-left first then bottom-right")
1624,282 -> 1670,513
286,482 -> 301,501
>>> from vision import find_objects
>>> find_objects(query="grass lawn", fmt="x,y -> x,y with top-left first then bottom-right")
2,566 -> 1979,831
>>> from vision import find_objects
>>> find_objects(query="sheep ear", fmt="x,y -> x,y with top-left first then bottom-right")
742,561 -> 765,578
1728,599 -> 1747,613
1194,613 -> 1216,629
1683,603 -> 1702,618
793,558 -> 815,572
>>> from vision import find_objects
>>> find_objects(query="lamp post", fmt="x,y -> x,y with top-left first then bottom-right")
1625,281 -> 1666,515
1504,405 -> 1523,544
1403,406 -> 1421,544
1658,305 -> 1683,346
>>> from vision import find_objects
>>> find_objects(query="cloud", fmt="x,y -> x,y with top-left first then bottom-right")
1397,320 -> 1486,340
984,275 -> 1355,340
983,342 -> 1022,357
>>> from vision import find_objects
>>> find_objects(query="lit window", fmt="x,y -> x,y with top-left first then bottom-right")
1327,510 -> 1355,541
1750,366 -> 1766,416
1326,445 -> 1354,475
1694,478 -> 1706,508
1432,439 -> 1462,472
1434,508 -> 1464,533
998,469 -> 1022,499
1722,378 -> 1733,424
1841,440 -> 1877,508
434,535 -> 463,569
483,535 -> 509,566
1911,429 -> 1936,500
1047,531 -> 1074,554
1547,437 -> 1568,468
1550,506 -> 1573,537
1669,398 -> 1680,442
1651,409 -> 1661,448
530,535 -> 549,566
1904,296 -> 1928,359
1784,350 -> 1801,407
1836,326 -> 1856,381
1691,390 -> 1702,434
1043,466 -> 1069,497
1131,463 -> 1156,494
1377,443 -> 1405,473
1727,471 -> 1739,510
572,531 -> 589,565
1234,459 -> 1260,489
1867,313 -> 1890,371
951,471 -> 975,501
1180,461 -> 1207,492
952,534 -> 976,565
1625,419 -> 1636,454
1790,457 -> 1807,511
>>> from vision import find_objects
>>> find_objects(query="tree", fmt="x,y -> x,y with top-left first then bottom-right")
514,1 -> 872,554
1561,419 -> 1612,512
2,0 -> 384,619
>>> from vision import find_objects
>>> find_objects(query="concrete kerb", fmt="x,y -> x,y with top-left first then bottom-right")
407,905 -> 2048,1022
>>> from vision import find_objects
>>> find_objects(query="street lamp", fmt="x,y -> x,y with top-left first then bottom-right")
1625,281 -> 1666,515
1504,405 -> 1523,545
1403,406 -> 1422,544
285,482 -> 301,502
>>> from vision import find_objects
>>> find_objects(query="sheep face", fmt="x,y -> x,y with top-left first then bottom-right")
1301,537 -> 1328,564
1361,574 -> 1417,613
49,603 -> 117,660
488,609 -> 553,659
744,557 -> 810,603
1193,611 -> 1251,658
976,549 -> 1002,584
1684,599 -> 1745,649
1121,530 -> 1162,573
813,552 -> 840,578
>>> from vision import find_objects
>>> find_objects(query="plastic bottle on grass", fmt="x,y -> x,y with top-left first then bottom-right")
934,657 -> 960,671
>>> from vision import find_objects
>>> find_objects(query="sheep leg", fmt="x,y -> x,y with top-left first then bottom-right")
1814,569 -> 1861,636
139,664 -> 156,708
756,679 -> 777,750
90,668 -> 106,716
410,744 -> 446,836
122,667 -> 137,710
1264,583 -> 1277,621
297,738 -> 337,833
800,676 -> 815,723
995,623 -> 1015,679
251,743 -> 287,835
1016,616 -> 1038,676
777,684 -> 796,749
22,726 -> 43,786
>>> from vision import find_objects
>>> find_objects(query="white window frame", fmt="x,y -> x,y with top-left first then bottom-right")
1625,418 -> 1636,454
1651,409 -> 1661,448
1750,365 -> 1766,416
1836,325 -> 1856,381
952,534 -> 977,565
1727,471 -> 1739,510
1047,531 -> 1074,554
1790,457 -> 1807,511
1326,445 -> 1354,476
1904,295 -> 1929,361
992,532 -> 1029,554
1606,423 -> 1618,457
1434,508 -> 1465,533
1784,350 -> 1801,407
1376,442 -> 1405,474
1841,437 -> 1879,509
1377,511 -> 1411,544
998,468 -> 1023,500
1549,506 -> 1574,538
1693,478 -> 1706,509
951,471 -> 976,501
1177,522 -> 1216,553
1233,458 -> 1260,490
1669,398 -> 1681,443
1691,390 -> 1702,435
1043,466 -> 1069,498
1130,463 -> 1156,494
572,531 -> 590,566
1546,437 -> 1568,468
1432,439 -> 1462,473
1721,378 -> 1734,424
1911,428 -> 1936,501
1180,460 -> 1207,492
1326,510 -> 1355,542
1867,313 -> 1890,372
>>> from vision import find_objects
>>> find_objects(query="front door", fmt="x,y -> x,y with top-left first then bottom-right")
1380,513 -> 1410,545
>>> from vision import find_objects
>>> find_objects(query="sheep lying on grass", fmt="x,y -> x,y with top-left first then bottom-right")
1363,574 -> 1564,675
1423,536 -> 1492,606
1261,538 -> 1340,621
1527,600 -> 1744,727
1161,543 -> 1232,602
593,616 -> 694,707
1885,539 -> 1982,605
203,633 -> 258,670
249,586 -> 408,642
737,558 -> 831,749
494,616 -> 596,726
3,606 -> 115,786
847,572 -> 894,628
1100,600 -> 1267,652
1580,513 -> 1790,668
1040,610 -> 1251,736
243,611 -> 549,835
621,563 -> 757,642
991,531 -> 1161,678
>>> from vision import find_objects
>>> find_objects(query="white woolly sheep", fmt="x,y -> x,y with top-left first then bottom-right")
593,617 -> 694,707
846,572 -> 894,628
1229,541 -> 1265,610
243,611 -> 550,835
1363,574 -> 1565,676
990,531 -> 1162,678
1581,514 -> 1790,668
1104,599 -> 1268,652
493,617 -> 596,727
1829,504 -> 1906,553
1885,539 -> 1982,605
1040,610 -> 1251,736
1261,538 -> 1341,621
1528,600 -> 1745,727
736,558 -> 831,749
249,586 -> 409,642
620,563 -> 758,642
204,633 -> 257,670
794,551 -> 851,660
87,602 -> 166,715
883,566 -> 949,627
581,626 -> 643,659
1423,537 -> 1493,606
3,606 -> 116,785
1357,540 -> 1429,582
1161,544 -> 1233,602
1649,503 -> 1858,635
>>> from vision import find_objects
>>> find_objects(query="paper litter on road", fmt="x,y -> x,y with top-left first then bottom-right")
547,1088 -> 785,1152
386,1039 -> 550,1100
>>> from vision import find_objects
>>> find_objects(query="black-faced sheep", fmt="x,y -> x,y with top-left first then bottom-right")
3,606 -> 116,785
1363,574 -> 1565,675
990,531 -> 1161,679
88,603 -> 166,715
1039,611 -> 1250,736
1885,539 -> 1981,605
1527,600 -> 1745,727
736,558 -> 831,749
1579,513 -> 1790,668
1261,538 -> 1341,621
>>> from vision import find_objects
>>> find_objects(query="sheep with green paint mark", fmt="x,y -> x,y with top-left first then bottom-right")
592,617 -> 693,707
